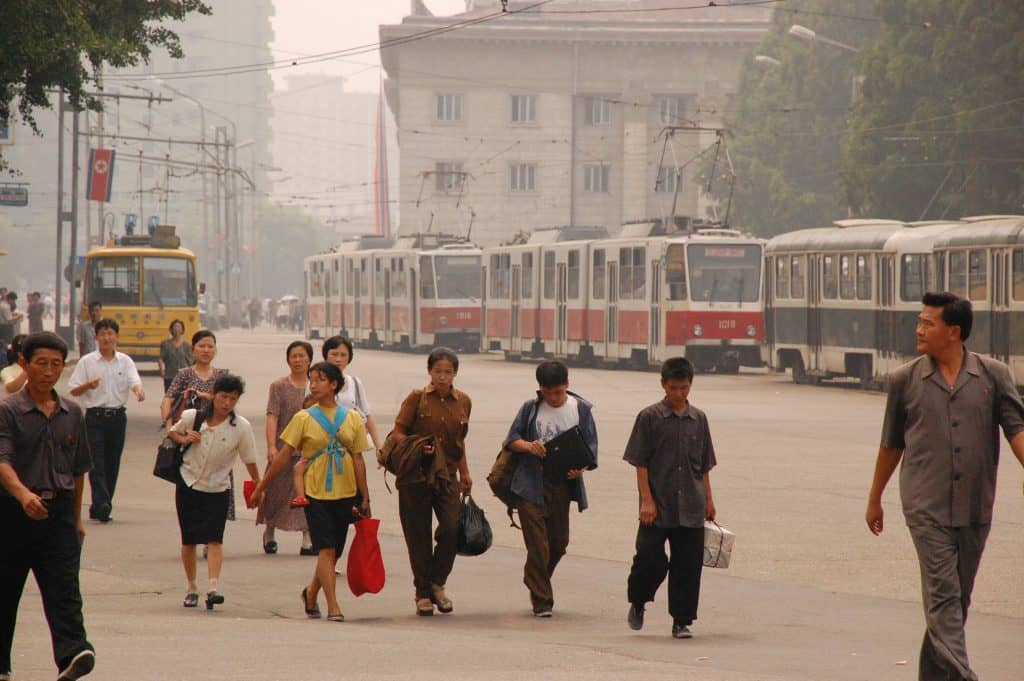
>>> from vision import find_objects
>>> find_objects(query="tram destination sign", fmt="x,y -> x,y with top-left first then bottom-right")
0,185 -> 28,207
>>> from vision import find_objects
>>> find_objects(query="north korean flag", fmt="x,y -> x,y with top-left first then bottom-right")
86,148 -> 116,202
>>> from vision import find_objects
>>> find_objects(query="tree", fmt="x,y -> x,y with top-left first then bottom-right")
0,0 -> 209,164
252,205 -> 338,299
699,1 -> 879,237
842,1 -> 1024,219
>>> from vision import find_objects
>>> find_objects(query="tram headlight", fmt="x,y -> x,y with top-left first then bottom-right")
746,324 -> 757,337
692,324 -> 703,337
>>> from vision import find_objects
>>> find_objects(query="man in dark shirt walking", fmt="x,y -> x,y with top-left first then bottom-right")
0,332 -> 96,680
624,357 -> 717,639
867,292 -> 1024,681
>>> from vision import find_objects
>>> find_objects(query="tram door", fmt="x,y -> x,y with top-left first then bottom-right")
806,256 -> 821,372
384,260 -> 393,342
606,260 -> 619,360
649,260 -> 662,361
510,265 -> 522,353
555,263 -> 568,356
991,250 -> 1011,363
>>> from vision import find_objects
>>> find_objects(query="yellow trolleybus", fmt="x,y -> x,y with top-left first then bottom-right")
81,228 -> 201,360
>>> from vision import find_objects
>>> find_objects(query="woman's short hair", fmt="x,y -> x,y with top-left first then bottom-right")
287,340 -> 314,362
427,346 -> 459,371
213,373 -> 245,396
168,319 -> 185,334
192,329 -> 217,347
309,361 -> 345,392
322,335 -> 354,362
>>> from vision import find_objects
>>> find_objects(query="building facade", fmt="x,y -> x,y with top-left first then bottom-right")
380,0 -> 772,246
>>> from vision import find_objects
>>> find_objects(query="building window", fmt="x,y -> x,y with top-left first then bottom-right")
509,163 -> 536,192
584,164 -> 610,193
435,93 -> 463,122
656,167 -> 684,193
584,96 -> 611,125
657,96 -> 688,124
510,94 -> 536,123
435,162 -> 465,193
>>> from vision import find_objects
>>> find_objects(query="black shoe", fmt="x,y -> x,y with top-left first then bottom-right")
628,603 -> 645,631
299,546 -> 317,556
672,621 -> 693,639
57,649 -> 95,680
183,592 -> 199,608
263,540 -> 278,555
95,502 -> 112,522
205,591 -> 224,610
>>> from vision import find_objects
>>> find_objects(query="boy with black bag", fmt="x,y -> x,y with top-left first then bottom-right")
503,360 -> 597,617
625,357 -> 717,639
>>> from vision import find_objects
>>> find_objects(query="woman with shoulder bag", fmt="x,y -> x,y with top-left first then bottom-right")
168,374 -> 261,610
391,347 -> 473,617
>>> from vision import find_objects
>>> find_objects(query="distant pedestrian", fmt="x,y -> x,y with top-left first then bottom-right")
248,297 -> 261,330
256,340 -> 314,556
867,292 -> 1024,681
1,335 -> 28,395
391,347 -> 473,616
158,319 -> 194,394
77,302 -> 102,357
503,360 -> 598,617
168,373 -> 261,610
0,331 -> 96,680
317,335 -> 383,450
27,292 -> 44,334
161,330 -> 235,522
68,319 -> 144,523
248,361 -> 371,622
625,357 -> 717,639
1,293 -> 24,337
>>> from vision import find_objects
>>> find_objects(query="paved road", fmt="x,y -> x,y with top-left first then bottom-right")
10,327 -> 1024,680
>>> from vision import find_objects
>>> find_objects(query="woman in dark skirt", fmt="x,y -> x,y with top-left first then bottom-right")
168,374 -> 260,610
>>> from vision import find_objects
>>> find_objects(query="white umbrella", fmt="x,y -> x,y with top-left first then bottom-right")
279,294 -> 299,302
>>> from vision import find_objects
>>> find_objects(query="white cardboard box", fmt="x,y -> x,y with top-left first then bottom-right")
703,521 -> 735,569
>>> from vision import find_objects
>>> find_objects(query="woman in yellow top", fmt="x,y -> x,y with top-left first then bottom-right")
248,361 -> 370,622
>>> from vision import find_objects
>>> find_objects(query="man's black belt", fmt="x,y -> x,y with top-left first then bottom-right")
86,406 -> 126,417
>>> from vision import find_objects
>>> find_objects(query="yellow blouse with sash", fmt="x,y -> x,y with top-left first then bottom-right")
279,406 -> 369,500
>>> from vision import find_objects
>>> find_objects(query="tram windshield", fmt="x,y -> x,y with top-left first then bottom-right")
431,254 -> 481,300
687,244 -> 762,303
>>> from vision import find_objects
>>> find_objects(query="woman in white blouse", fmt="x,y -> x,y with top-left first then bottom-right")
168,373 -> 260,610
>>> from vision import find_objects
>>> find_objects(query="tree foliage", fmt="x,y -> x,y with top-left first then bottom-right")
251,205 -> 338,299
700,1 -> 879,237
842,1 -> 1024,220
0,1 -> 210,133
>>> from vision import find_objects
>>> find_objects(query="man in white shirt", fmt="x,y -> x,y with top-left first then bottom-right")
68,318 -> 144,522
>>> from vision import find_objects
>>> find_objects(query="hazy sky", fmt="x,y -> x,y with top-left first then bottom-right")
270,0 -> 466,93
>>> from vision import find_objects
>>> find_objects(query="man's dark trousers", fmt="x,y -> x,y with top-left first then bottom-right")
86,408 -> 127,519
516,480 -> 571,613
0,495 -> 92,674
627,524 -> 704,624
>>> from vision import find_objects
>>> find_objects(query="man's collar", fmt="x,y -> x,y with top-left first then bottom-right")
655,399 -> 695,419
921,345 -> 980,379
14,387 -> 71,415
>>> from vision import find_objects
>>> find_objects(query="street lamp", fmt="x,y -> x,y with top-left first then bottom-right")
787,24 -> 860,54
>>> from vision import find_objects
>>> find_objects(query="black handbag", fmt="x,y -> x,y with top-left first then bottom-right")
153,408 -> 207,484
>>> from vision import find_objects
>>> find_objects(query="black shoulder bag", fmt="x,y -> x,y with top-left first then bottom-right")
154,408 -> 208,484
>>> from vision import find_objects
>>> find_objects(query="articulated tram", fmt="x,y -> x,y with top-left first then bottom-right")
765,215 -> 1024,389
483,221 -> 765,371
303,234 -> 482,351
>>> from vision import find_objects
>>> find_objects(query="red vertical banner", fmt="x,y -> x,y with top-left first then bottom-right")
374,83 -> 392,238
86,148 -> 116,202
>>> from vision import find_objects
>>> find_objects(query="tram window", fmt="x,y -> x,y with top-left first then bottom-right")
934,252 -> 946,291
633,248 -> 647,299
419,256 -> 435,299
346,261 -> 354,294
522,252 -> 534,298
489,254 -> 510,299
948,251 -> 967,297
543,251 -> 556,300
1013,250 -> 1024,301
568,250 -> 580,299
592,249 -> 606,299
839,255 -> 855,300
666,244 -> 687,300
775,257 -> 789,299
332,261 -> 340,295
619,249 -> 632,300
969,249 -> 987,301
375,260 -> 385,297
822,255 -> 838,299
856,255 -> 872,301
901,254 -> 929,302
790,256 -> 805,298
360,259 -> 369,297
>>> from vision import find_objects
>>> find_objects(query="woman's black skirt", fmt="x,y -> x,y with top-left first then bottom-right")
176,478 -> 230,546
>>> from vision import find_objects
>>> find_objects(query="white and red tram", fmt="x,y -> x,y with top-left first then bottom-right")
483,221 -> 765,371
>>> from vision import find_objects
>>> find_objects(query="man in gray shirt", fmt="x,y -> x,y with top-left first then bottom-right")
867,292 -> 1024,681
76,301 -> 102,357
0,332 -> 96,680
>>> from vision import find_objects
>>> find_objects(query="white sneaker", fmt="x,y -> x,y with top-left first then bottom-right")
57,649 -> 95,680
533,609 -> 553,618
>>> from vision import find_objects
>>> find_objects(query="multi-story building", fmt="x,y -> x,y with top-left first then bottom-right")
380,0 -> 772,246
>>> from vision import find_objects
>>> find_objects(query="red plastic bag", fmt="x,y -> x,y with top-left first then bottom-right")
347,518 -> 385,596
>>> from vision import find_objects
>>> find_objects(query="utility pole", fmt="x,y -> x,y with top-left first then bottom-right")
213,126 -> 224,304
